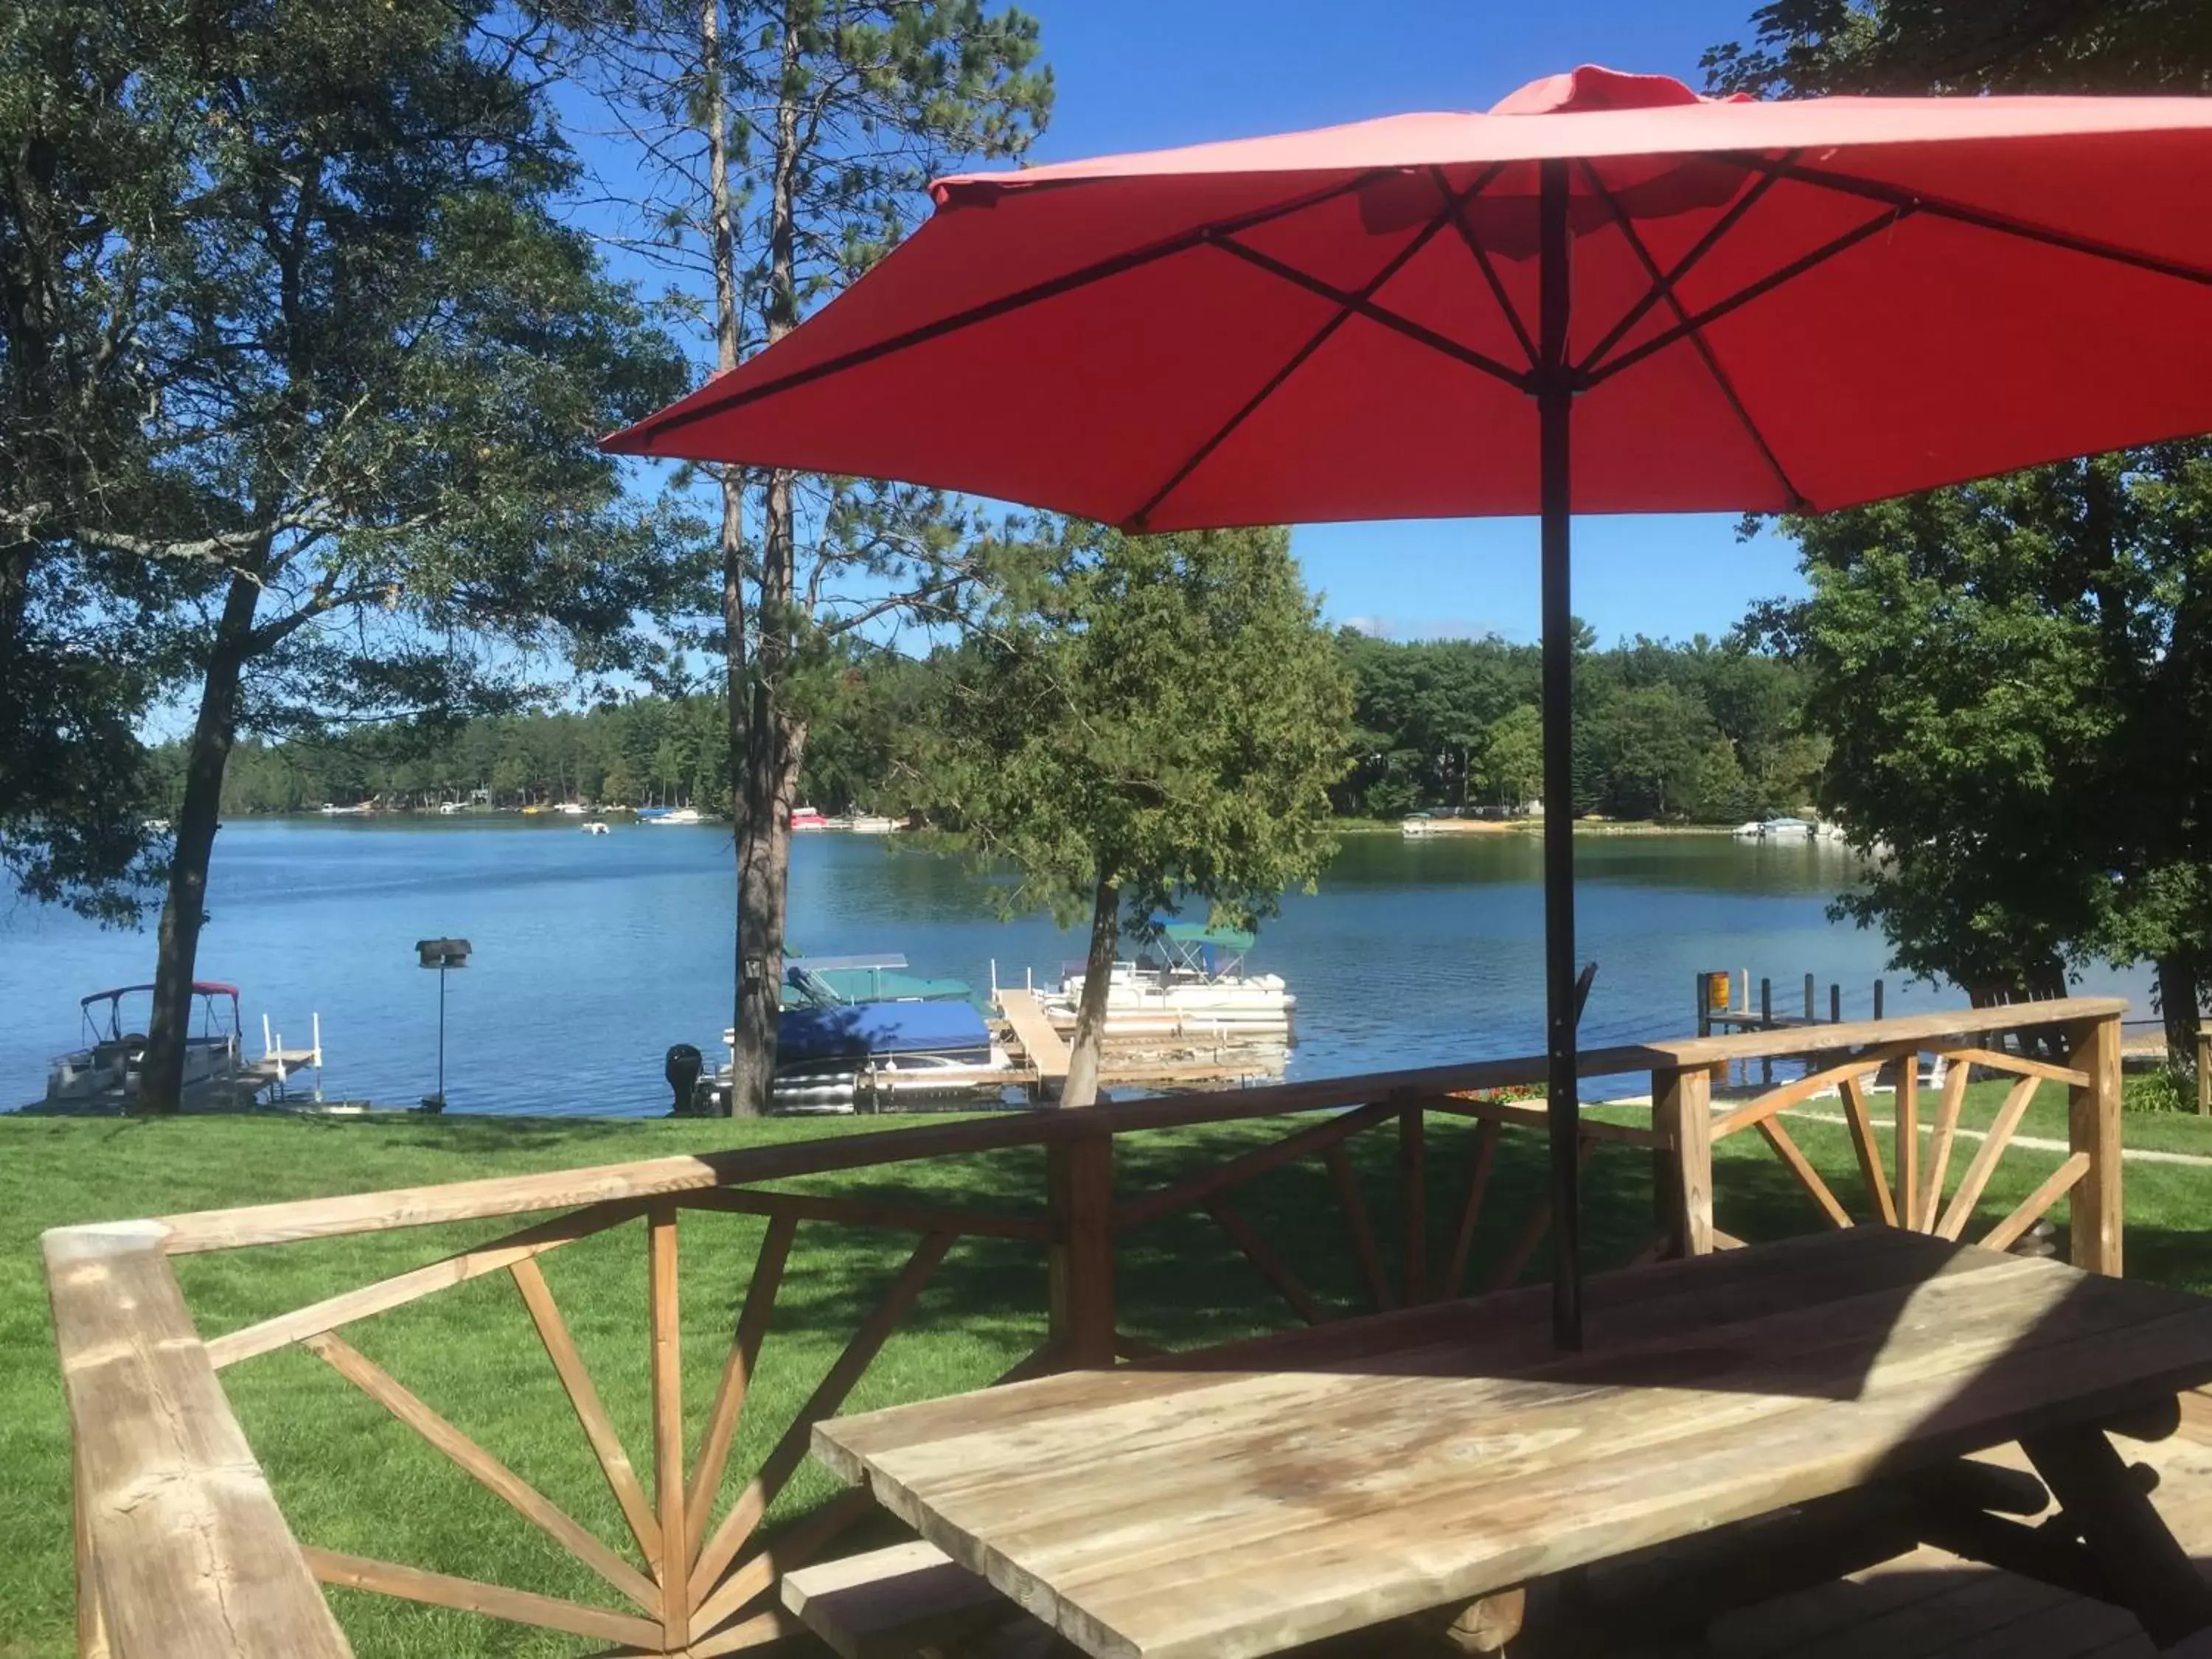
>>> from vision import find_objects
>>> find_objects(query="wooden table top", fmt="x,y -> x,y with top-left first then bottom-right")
813,1230 -> 2212,1659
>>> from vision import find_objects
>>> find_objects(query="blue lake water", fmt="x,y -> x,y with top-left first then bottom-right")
0,820 -> 2152,1114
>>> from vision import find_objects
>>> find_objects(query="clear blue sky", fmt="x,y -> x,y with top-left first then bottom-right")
994,0 -> 1799,645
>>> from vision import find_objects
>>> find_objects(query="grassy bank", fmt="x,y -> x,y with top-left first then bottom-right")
4,1096 -> 2208,1658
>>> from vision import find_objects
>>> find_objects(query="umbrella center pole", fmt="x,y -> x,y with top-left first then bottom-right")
1534,158 -> 1583,1352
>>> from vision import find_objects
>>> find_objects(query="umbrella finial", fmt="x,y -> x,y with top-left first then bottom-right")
1489,65 -> 1728,117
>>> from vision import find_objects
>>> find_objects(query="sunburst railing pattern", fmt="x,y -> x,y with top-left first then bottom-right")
46,997 -> 2125,1658
1700,1013 -> 2121,1267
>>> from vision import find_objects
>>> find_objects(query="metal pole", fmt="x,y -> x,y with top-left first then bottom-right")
1537,157 -> 1581,1352
437,962 -> 448,1102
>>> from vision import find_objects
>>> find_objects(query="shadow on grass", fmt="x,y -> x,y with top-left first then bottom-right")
693,1114 -> 1684,1354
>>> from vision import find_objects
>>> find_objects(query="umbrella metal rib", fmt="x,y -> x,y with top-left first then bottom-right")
1127,164 -> 1514,531
1204,234 -> 1532,392
1586,204 -> 1912,387
1575,159 -> 1806,509
625,169 -> 1395,444
1573,156 -> 1794,375
1436,164 -> 1540,366
1723,150 -> 2212,291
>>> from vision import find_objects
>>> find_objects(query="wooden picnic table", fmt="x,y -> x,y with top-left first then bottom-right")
812,1229 -> 2212,1659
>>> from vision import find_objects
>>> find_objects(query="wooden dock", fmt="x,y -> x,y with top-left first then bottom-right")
995,988 -> 1071,1090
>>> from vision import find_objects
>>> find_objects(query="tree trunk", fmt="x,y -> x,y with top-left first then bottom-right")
729,692 -> 804,1115
0,544 -> 30,682
723,3 -> 804,1116
142,572 -> 259,1109
2156,953 -> 2200,1079
1061,869 -> 1121,1108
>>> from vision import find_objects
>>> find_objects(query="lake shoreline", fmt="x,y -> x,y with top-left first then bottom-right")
230,807 -> 1747,838
4,821 -> 2149,1117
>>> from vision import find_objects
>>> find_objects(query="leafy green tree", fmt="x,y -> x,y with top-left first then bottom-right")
1478,705 -> 1545,811
0,0 -> 213,921
1706,0 -> 2210,97
64,0 -> 692,1106
1712,1 -> 2212,1069
1335,630 -> 1532,813
1761,452 -> 2212,1061
932,524 -> 1352,1104
1585,684 -> 1717,819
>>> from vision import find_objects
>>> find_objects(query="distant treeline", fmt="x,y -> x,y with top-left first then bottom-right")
171,627 -> 1820,824
1339,628 -> 1821,822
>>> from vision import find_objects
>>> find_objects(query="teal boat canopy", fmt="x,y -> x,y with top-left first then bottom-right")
1155,920 -> 1257,952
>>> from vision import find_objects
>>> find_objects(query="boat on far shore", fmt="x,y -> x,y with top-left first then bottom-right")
1733,817 -> 1850,845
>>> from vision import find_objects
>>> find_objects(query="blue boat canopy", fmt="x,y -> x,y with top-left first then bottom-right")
777,1000 -> 992,1066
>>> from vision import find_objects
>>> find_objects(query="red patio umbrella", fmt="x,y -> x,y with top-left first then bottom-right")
606,64 -> 2212,1348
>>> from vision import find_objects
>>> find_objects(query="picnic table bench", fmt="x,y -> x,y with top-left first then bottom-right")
801,1229 -> 2212,1659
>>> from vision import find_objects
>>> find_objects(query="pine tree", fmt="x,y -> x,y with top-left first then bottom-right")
561,0 -> 1050,1112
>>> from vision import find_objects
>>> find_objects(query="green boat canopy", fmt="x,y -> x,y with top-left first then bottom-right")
1158,921 -> 1256,952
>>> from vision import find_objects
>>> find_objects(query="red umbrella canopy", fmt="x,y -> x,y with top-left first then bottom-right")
605,64 -> 2212,528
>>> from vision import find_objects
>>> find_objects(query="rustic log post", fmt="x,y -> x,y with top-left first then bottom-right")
1650,1067 -> 1713,1259
1409,1585 -> 1526,1653
45,1221 -> 351,1658
1048,1130 -> 1116,1367
647,1203 -> 688,1647
2065,1014 -> 2123,1276
1895,1051 -> 1921,1233
1399,1103 -> 1427,1305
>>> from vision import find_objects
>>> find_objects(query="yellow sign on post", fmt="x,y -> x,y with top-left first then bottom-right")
1706,970 -> 1732,1014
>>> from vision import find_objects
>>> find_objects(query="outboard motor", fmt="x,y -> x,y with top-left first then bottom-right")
664,1043 -> 704,1116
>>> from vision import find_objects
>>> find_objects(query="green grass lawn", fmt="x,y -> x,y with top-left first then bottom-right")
2,1093 -> 2207,1658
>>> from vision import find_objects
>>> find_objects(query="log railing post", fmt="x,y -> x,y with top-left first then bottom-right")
2065,1014 -> 2124,1276
647,1203 -> 687,1648
46,1221 -> 351,1658
1048,1130 -> 1116,1367
2197,1026 -> 2209,1116
1399,1103 -> 1427,1306
1650,1066 -> 1713,1259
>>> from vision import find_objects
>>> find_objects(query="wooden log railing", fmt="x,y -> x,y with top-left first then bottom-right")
45,997 -> 2126,1658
